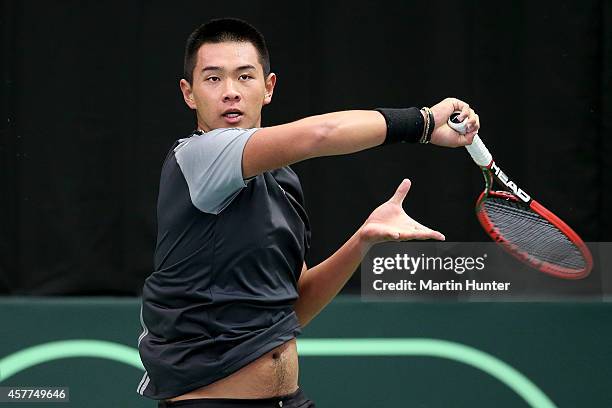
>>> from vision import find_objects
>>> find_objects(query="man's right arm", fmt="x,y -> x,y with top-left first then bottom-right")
241,110 -> 388,178
241,98 -> 480,179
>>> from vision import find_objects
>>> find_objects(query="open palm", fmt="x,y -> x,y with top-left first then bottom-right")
360,179 -> 445,245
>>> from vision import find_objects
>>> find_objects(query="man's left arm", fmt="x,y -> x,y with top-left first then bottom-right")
294,230 -> 364,327
294,178 -> 444,327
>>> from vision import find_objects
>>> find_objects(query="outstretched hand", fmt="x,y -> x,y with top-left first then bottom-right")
429,98 -> 480,147
360,179 -> 445,248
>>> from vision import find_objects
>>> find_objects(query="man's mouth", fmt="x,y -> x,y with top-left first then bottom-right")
222,109 -> 243,122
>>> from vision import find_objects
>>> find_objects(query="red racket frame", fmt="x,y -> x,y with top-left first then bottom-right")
475,170 -> 593,279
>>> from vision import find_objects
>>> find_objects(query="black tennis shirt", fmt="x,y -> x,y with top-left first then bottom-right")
137,128 -> 311,399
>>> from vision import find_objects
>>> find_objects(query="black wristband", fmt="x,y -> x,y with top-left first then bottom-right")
375,107 -> 425,145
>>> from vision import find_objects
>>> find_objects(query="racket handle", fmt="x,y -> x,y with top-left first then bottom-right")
447,111 -> 492,167
465,135 -> 492,167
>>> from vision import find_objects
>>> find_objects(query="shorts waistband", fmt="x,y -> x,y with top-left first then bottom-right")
159,388 -> 307,408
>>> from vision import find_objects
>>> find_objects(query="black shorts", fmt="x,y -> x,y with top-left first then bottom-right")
158,388 -> 315,408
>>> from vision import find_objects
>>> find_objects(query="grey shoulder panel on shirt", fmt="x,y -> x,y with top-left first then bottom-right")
174,128 -> 259,214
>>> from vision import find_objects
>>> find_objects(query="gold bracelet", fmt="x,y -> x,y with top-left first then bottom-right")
420,107 -> 430,144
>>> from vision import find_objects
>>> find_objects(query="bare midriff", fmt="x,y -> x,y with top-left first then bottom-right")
168,338 -> 299,402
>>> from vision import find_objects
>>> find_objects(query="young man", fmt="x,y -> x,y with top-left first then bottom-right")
137,18 -> 479,408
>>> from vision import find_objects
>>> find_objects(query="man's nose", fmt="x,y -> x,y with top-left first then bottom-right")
222,81 -> 241,102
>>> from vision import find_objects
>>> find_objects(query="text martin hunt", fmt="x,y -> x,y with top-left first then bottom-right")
372,279 -> 511,291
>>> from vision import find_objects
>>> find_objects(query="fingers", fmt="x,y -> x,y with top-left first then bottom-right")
396,225 -> 445,241
382,222 -> 445,242
389,178 -> 411,205
447,97 -> 468,121
463,132 -> 476,145
458,103 -> 470,122
465,111 -> 479,134
447,98 -> 479,132
445,97 -> 480,147
374,225 -> 445,242
396,217 -> 445,241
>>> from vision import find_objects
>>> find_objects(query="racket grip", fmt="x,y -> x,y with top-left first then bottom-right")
465,135 -> 492,167
447,111 -> 492,167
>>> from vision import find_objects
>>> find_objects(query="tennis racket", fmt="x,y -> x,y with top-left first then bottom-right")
448,112 -> 593,279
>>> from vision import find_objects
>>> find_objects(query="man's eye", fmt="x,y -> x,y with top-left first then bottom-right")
206,76 -> 220,82
239,74 -> 253,80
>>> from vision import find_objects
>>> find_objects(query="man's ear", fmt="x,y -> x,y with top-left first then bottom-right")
179,79 -> 196,110
263,73 -> 277,105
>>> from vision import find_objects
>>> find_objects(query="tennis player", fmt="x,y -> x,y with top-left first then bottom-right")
137,18 -> 480,408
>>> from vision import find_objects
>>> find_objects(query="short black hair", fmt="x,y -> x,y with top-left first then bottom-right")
183,18 -> 270,84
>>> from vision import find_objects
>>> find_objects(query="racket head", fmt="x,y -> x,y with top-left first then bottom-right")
475,189 -> 593,279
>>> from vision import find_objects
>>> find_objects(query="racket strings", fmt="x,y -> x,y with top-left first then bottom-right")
482,197 -> 586,271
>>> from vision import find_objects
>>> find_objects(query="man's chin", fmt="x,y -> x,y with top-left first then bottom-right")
211,121 -> 259,130
203,117 -> 259,131
213,119 -> 258,130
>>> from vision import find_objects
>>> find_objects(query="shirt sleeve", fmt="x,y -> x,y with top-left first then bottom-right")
174,128 -> 258,214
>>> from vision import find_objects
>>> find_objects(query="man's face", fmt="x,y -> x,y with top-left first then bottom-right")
180,41 -> 276,131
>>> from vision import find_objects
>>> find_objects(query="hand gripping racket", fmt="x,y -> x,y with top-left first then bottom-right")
448,112 -> 593,279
